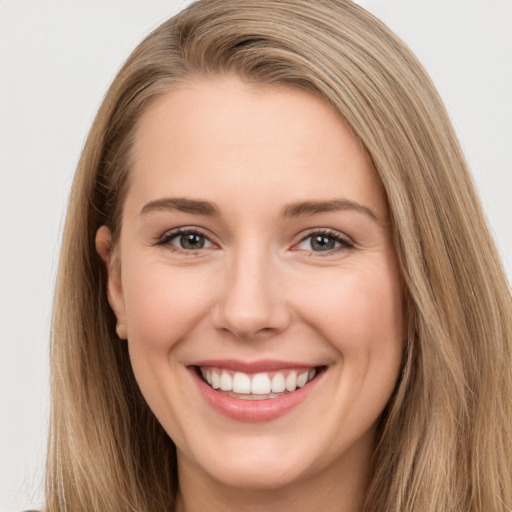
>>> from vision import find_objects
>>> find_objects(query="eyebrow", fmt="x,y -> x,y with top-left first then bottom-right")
140,197 -> 220,216
281,199 -> 379,222
140,196 -> 379,222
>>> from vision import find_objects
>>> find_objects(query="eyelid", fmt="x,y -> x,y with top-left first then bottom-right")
155,226 -> 218,251
153,226 -> 353,255
292,228 -> 354,253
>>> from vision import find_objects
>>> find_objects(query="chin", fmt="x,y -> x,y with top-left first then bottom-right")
182,432 -> 331,492
204,458 -> 308,491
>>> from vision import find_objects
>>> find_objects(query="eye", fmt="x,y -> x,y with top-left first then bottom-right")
157,229 -> 215,251
295,230 -> 353,253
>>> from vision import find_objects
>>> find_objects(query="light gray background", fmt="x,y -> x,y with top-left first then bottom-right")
1,1 -> 511,510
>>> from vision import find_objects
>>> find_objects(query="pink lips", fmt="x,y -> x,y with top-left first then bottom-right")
193,358 -> 316,373
188,359 -> 323,422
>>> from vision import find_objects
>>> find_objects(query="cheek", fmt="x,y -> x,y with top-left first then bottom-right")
294,262 -> 405,405
300,266 -> 405,431
299,268 -> 404,347
121,261 -> 215,350
120,261 -> 217,438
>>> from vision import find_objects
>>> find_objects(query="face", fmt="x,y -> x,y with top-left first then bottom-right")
96,77 -> 405,494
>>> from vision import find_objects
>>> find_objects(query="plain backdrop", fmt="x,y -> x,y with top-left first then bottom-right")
1,1 -> 511,510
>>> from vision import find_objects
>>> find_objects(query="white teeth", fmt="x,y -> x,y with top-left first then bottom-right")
211,371 -> 220,390
285,371 -> 297,392
220,371 -> 232,391
233,372 -> 251,394
200,367 -> 318,396
297,371 -> 308,388
251,373 -> 271,394
271,373 -> 286,393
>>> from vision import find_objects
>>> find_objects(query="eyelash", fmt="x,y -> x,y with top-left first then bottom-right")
155,227 -> 354,255
155,227 -> 215,254
295,228 -> 354,255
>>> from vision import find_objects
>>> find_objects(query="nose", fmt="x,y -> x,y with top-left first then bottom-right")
211,248 -> 291,340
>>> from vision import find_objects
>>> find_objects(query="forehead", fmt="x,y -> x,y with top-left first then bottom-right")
126,77 -> 387,220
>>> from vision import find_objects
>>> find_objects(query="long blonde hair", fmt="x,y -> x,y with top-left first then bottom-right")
46,1 -> 512,510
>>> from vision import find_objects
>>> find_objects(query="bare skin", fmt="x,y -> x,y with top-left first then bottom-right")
96,77 -> 405,511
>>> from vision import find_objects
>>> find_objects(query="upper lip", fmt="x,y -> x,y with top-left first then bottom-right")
190,359 -> 320,373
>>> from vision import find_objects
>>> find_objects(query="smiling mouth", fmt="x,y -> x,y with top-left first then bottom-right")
196,366 -> 323,400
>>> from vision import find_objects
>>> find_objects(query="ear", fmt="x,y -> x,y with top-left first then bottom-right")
95,225 -> 127,340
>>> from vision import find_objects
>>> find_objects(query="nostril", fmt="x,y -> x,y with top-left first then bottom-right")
215,323 -> 284,341
210,278 -> 291,338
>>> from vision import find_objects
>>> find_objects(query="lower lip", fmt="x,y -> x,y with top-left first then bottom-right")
189,367 -> 323,422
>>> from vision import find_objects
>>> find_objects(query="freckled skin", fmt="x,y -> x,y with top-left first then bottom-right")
96,77 -> 406,512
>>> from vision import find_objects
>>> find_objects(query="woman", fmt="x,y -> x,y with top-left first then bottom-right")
44,0 -> 512,510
